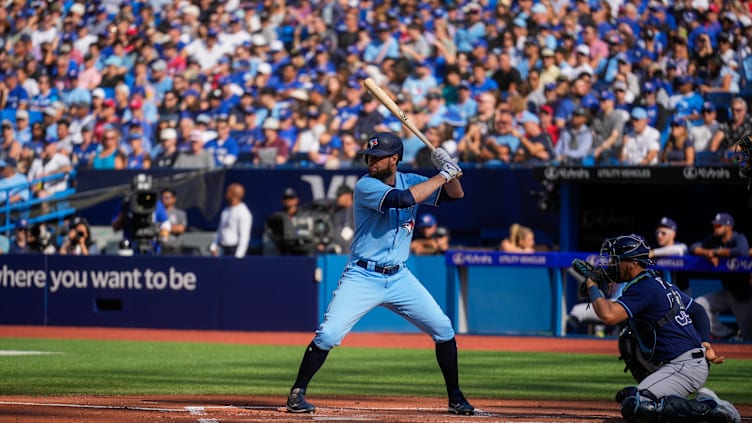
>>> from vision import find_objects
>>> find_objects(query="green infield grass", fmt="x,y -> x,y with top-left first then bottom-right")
0,338 -> 749,404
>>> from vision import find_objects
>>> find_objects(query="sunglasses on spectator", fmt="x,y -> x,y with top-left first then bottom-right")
655,229 -> 671,236
733,108 -> 745,113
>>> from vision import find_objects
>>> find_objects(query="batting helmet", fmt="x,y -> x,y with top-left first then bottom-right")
362,132 -> 403,163
599,234 -> 654,282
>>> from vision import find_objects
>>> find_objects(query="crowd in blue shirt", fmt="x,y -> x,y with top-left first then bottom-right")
0,0 -> 751,176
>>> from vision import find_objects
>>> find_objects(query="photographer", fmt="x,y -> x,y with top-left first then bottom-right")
112,174 -> 171,255
59,216 -> 98,255
263,187 -> 333,256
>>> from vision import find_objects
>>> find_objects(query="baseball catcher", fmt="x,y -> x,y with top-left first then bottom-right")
570,234 -> 740,423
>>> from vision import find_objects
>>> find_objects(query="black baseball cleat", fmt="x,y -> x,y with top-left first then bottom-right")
286,387 -> 316,413
448,390 -> 475,415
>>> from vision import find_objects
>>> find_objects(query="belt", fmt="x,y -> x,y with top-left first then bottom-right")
356,260 -> 402,275
692,350 -> 704,359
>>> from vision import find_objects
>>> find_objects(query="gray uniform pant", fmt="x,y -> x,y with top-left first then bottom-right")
638,348 -> 708,400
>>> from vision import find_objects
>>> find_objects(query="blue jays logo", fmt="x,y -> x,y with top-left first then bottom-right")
401,218 -> 415,233
367,138 -> 379,149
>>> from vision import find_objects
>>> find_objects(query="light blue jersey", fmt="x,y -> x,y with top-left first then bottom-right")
350,172 -> 440,266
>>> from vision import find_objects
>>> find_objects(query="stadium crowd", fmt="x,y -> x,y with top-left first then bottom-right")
0,0 -> 751,182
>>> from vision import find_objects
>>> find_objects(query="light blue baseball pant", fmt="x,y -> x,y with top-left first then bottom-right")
313,263 -> 455,350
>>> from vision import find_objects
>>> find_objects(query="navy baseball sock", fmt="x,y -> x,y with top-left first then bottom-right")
435,338 -> 460,396
292,342 -> 329,390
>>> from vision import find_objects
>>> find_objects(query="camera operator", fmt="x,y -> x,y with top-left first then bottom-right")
263,187 -> 334,256
111,174 -> 171,255
59,216 -> 98,255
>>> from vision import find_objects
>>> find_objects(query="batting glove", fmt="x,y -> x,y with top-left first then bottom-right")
430,147 -> 454,169
438,160 -> 462,182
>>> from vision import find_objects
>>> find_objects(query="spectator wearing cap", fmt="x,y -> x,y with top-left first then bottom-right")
571,44 -> 594,82
669,74 -> 703,125
27,136 -> 72,199
204,115 -> 239,167
90,126 -> 123,169
71,122 -> 98,168
411,213 -> 438,252
491,51 -> 523,97
255,118 -> 290,165
710,97 -> 752,155
621,107 -> 660,165
650,217 -> 688,259
149,59 -> 173,103
690,101 -> 721,153
153,128 -> 180,168
639,81 -> 669,134
513,112 -> 554,164
590,90 -> 626,164
453,81 -> 478,125
539,48 -> 561,86
554,106 -> 593,164
538,104 -> 560,146
1,120 -> 22,162
0,158 -> 30,205
661,116 -> 695,166
29,75 -> 59,113
691,212 -> 751,340
363,22 -> 399,64
99,55 -> 126,88
1,70 -> 29,111
174,129 -> 217,169
14,110 -> 32,145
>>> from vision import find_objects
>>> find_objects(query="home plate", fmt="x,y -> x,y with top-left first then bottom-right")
0,350 -> 63,356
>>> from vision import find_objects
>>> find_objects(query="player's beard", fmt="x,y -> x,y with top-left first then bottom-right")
369,166 -> 393,180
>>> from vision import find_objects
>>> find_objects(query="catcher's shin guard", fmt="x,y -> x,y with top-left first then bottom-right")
620,394 -> 659,423
659,395 -> 724,423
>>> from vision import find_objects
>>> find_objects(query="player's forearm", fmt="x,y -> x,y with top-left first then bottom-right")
409,175 -> 447,203
443,178 -> 464,198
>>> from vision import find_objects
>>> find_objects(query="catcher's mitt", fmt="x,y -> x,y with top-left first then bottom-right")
571,258 -> 609,301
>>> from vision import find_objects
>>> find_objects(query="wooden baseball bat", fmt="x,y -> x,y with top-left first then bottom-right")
363,77 -> 434,151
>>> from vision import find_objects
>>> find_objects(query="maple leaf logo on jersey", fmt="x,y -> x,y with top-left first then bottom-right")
401,218 -> 415,234
367,138 -> 379,149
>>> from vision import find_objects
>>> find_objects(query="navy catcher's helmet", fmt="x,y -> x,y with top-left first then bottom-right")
362,132 -> 403,163
599,234 -> 654,282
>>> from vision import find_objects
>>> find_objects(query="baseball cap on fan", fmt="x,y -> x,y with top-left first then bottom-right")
418,214 -> 437,228
710,212 -> 734,226
657,217 -> 677,232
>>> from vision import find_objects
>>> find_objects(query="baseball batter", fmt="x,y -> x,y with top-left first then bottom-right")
573,234 -> 740,423
285,132 -> 474,416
